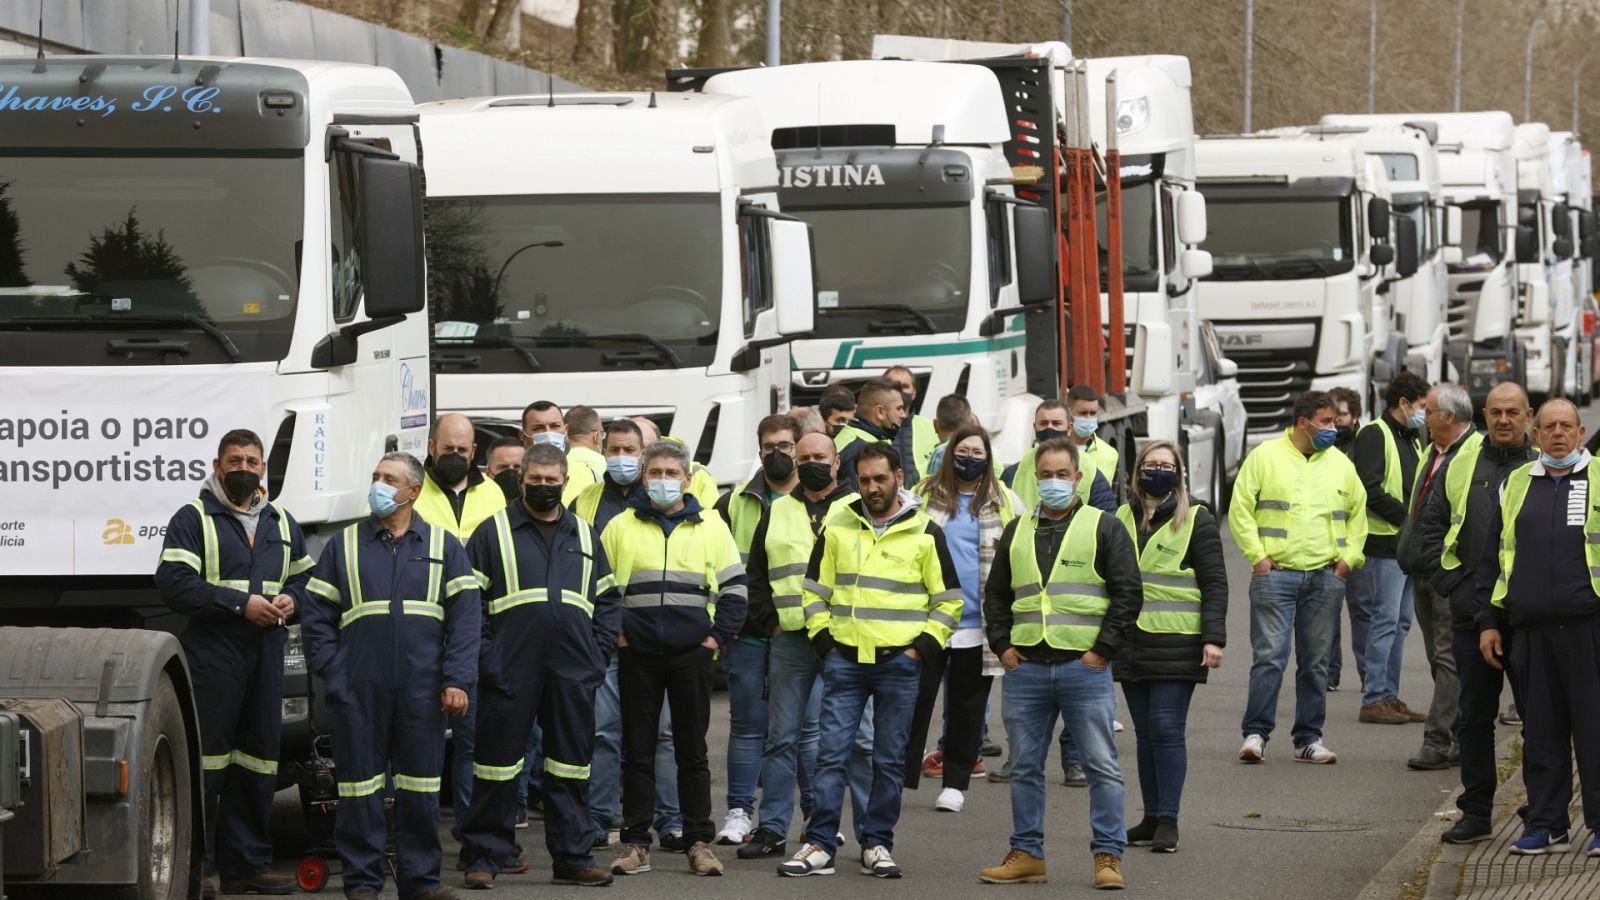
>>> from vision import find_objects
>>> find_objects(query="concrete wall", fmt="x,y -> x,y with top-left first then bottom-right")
0,0 -> 584,101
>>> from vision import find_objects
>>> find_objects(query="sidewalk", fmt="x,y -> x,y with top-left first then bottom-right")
1420,736 -> 1598,900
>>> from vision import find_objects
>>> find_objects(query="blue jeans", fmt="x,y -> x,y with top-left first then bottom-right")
1358,557 -> 1413,706
724,636 -> 769,813
590,657 -> 681,836
1002,659 -> 1124,858
804,651 -> 919,854
1242,567 -> 1341,747
1330,571 -> 1374,689
517,721 -> 542,810
1121,680 -> 1196,820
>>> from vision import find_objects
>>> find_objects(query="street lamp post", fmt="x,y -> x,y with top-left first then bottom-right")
1368,0 -> 1378,114
1525,0 -> 1555,122
1243,0 -> 1255,131
1575,46 -> 1600,134
765,0 -> 781,66
1454,0 -> 1467,112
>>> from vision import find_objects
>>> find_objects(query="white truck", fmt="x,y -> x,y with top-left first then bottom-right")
1548,131 -> 1593,402
1512,122 -> 1566,405
1195,132 -> 1399,444
862,37 -> 1241,507
417,91 -> 816,486
0,55 -> 430,898
1318,117 -> 1462,384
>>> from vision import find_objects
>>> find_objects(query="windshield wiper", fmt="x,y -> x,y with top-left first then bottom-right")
1272,256 -> 1337,278
1,312 -> 242,362
432,334 -> 542,372
1211,255 -> 1269,279
817,304 -> 938,333
532,332 -> 684,368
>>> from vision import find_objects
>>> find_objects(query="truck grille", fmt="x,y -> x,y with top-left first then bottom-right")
1234,358 -> 1316,435
1447,272 -> 1485,344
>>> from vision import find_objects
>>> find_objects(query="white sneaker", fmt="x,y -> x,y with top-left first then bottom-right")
935,787 -> 964,812
1113,720 -> 1124,733
860,845 -> 902,878
715,808 -> 753,845
1294,740 -> 1338,764
1239,734 -> 1265,764
777,843 -> 834,877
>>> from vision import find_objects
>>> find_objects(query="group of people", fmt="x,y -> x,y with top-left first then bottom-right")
151,361 -> 1600,900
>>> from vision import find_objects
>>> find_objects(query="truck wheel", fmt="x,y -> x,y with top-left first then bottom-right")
138,672 -> 193,900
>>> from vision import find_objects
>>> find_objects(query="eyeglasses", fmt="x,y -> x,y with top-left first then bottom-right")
1141,463 -> 1178,472
760,441 -> 796,454
952,450 -> 988,460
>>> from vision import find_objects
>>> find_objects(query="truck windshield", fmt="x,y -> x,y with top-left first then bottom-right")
788,204 -> 970,337
0,154 -> 304,359
1201,197 -> 1354,280
426,194 -> 722,369
1096,180 -> 1160,292
1456,202 -> 1502,268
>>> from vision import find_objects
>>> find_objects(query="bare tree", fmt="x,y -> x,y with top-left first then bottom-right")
695,0 -> 733,66
575,0 -> 617,69
485,0 -> 521,48
642,0 -> 683,74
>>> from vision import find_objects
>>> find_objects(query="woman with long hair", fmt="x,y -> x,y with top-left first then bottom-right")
1113,440 -> 1228,853
904,424 -> 1025,812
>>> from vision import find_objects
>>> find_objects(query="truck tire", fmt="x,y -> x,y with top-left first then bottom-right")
137,672 -> 193,900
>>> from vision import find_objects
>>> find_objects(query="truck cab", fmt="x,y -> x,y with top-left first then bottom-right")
1195,134 -> 1394,445
0,54 -> 429,895
1547,131 -> 1590,402
1512,122 -> 1564,404
417,92 -> 814,485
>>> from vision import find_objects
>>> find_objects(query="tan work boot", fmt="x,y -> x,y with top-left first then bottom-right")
1359,700 -> 1409,724
611,844 -> 651,876
1093,853 -> 1124,890
979,849 -> 1048,884
687,841 -> 724,876
463,870 -> 494,890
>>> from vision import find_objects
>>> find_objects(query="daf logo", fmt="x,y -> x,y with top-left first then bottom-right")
780,164 -> 887,189
801,370 -> 831,387
1220,333 -> 1265,347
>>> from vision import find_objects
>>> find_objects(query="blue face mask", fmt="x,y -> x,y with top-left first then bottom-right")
1541,448 -> 1583,470
369,481 -> 404,516
606,454 -> 640,485
647,478 -> 684,509
1038,477 -> 1078,510
1072,416 -> 1099,439
1405,406 -> 1427,431
531,431 -> 568,452
1312,427 -> 1339,451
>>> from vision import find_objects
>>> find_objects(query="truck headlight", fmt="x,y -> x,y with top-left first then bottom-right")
1469,358 -> 1505,375
1116,96 -> 1150,135
283,623 -> 306,674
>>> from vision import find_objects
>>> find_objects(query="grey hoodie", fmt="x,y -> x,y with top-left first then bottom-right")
204,472 -> 267,541
871,488 -> 922,536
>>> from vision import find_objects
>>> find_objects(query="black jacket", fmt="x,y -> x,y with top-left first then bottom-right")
1419,437 -> 1534,632
1353,412 -> 1422,558
984,503 -> 1144,663
1472,458 -> 1600,632
743,484 -> 854,639
837,417 -> 922,491
1112,498 -> 1229,684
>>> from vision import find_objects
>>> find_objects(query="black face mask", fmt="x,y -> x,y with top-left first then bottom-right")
523,483 -> 564,513
1137,468 -> 1180,498
1335,424 -> 1356,445
762,450 -> 796,482
952,455 -> 988,483
221,469 -> 260,505
494,469 -> 521,501
432,452 -> 471,486
796,461 -> 835,493
1035,427 -> 1070,444
900,391 -> 916,412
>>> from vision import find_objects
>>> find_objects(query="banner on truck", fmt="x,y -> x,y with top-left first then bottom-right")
0,370 -> 270,576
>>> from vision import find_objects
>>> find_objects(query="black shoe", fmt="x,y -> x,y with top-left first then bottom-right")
1407,747 -> 1451,771
1442,816 -> 1494,844
516,807 -> 530,829
1152,817 -> 1179,853
1447,747 -> 1461,767
979,741 -> 1003,758
737,827 -> 788,859
1125,816 -> 1158,846
1516,804 -> 1528,821
349,892 -> 382,900
657,830 -> 689,853
592,832 -> 614,852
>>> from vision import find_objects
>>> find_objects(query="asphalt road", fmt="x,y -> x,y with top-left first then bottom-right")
267,527 -> 1470,899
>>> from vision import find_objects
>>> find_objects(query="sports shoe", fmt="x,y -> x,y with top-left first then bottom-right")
1441,816 -> 1493,844
777,843 -> 834,877
921,749 -> 944,778
980,741 -> 1003,757
935,787 -> 964,812
979,849 -> 1048,884
611,844 -> 651,875
657,830 -> 688,853
1113,720 -> 1124,733
1360,700 -> 1410,724
515,808 -> 530,829
1499,706 -> 1522,726
988,758 -> 1014,783
972,758 -> 988,775
1293,740 -> 1338,764
686,841 -> 724,876
1239,734 -> 1265,764
591,832 -> 613,852
1395,700 -> 1427,722
1124,816 -> 1157,846
1588,836 -> 1600,858
552,866 -> 614,887
1509,829 -> 1570,855
1151,817 -> 1178,853
715,808 -> 753,846
1062,764 -> 1088,787
1093,853 -> 1125,890
860,845 -> 902,878
1407,746 -> 1450,771
737,827 -> 787,859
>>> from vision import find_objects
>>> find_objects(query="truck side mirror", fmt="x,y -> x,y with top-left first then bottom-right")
1553,203 -> 1572,239
1368,197 -> 1390,241
1515,224 -> 1538,264
359,156 -> 427,318
1445,205 -> 1463,246
769,218 -> 816,336
1014,204 -> 1057,306
1176,191 -> 1208,245
1442,245 -> 1463,265
1394,218 -> 1419,278
1555,237 -> 1575,261
1181,247 -> 1213,280
1370,242 -> 1395,267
